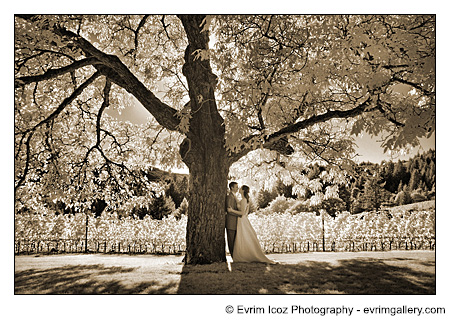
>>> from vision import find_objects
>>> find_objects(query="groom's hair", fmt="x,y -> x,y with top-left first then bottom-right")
229,181 -> 238,190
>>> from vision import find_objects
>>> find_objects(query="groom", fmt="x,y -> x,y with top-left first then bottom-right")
225,181 -> 242,257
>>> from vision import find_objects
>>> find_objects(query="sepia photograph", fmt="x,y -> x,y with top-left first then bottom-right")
6,3 -> 449,323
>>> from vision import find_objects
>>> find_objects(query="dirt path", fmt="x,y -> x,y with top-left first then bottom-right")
14,251 -> 435,294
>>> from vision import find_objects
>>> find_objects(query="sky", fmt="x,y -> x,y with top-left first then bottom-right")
353,132 -> 435,164
106,98 -> 436,165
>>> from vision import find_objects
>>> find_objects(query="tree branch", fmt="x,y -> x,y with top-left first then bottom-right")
392,76 -> 434,97
229,95 -> 375,163
376,97 -> 406,128
266,96 -> 374,143
96,78 -> 111,144
134,15 -> 149,51
17,14 -> 182,132
74,78 -> 142,192
17,70 -> 101,136
123,15 -> 150,57
15,57 -> 100,87
14,132 -> 33,193
57,25 -> 181,131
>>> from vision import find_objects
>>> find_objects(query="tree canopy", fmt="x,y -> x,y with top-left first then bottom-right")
14,15 -> 435,263
15,15 -> 435,179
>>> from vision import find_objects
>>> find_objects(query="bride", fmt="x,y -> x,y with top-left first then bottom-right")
233,185 -> 275,264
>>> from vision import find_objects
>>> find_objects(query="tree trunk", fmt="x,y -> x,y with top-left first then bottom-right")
178,15 -> 230,264
321,210 -> 326,252
184,154 -> 229,264
180,104 -> 229,264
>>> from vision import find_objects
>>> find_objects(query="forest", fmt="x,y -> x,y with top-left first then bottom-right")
258,148 -> 436,215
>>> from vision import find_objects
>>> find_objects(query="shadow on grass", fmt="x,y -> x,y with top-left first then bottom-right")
15,255 -> 435,295
15,264 -> 177,294
177,257 -> 435,294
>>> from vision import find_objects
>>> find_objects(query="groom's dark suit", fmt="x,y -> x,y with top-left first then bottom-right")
225,192 -> 240,256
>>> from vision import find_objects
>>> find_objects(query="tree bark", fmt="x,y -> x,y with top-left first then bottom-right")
184,157 -> 229,264
178,15 -> 230,264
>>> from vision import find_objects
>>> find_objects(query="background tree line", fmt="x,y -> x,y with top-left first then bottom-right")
257,149 -> 436,214
20,168 -> 190,221
22,148 -> 434,221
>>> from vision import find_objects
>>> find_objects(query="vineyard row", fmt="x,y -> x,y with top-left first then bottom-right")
15,208 -> 435,254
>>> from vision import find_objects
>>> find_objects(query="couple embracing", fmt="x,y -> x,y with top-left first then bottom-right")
225,182 -> 275,264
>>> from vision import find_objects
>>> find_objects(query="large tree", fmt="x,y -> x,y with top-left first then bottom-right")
14,15 -> 435,264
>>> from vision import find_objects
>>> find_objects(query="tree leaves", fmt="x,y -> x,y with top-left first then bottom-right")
15,15 -> 435,213
210,15 -> 434,166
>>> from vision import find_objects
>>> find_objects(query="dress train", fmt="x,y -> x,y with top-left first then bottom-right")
232,199 -> 275,264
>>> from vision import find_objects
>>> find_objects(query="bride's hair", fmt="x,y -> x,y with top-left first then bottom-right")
241,185 -> 250,202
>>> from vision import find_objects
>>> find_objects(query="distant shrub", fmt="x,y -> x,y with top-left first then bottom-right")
411,191 -> 427,203
148,195 -> 176,220
257,188 -> 278,209
394,191 -> 412,206
287,199 -> 311,214
173,197 -> 189,219
317,198 -> 346,218
266,195 -> 297,214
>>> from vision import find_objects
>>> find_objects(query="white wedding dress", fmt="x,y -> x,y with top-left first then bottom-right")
233,198 -> 275,264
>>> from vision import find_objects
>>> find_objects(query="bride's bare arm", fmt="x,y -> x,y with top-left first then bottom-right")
227,207 -> 242,217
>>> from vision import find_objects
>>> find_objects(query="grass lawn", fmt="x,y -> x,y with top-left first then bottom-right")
14,250 -> 435,294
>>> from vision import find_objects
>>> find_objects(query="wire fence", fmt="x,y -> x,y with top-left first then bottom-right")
15,236 -> 435,255
261,236 -> 436,253
14,239 -> 186,255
